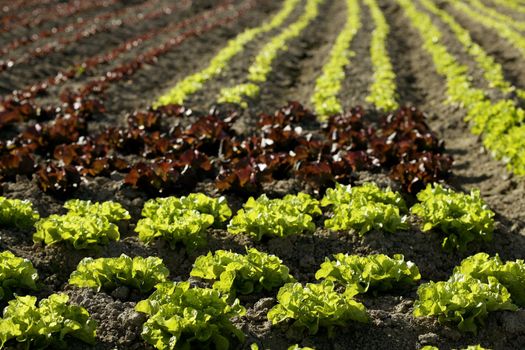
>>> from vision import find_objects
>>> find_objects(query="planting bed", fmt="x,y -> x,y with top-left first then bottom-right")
1,0 -> 525,349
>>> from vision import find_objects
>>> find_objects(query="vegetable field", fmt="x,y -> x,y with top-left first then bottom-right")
1,0 -> 525,349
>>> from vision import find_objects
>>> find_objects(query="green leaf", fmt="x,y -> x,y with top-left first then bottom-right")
0,251 -> 39,302
0,293 -> 96,348
33,200 -> 128,249
414,276 -> 517,333
135,281 -> 245,350
411,184 -> 495,250
190,248 -> 295,298
268,280 -> 368,336
322,182 -> 408,235
0,197 -> 40,230
228,193 -> 320,240
452,252 -> 525,307
136,194 -> 230,249
69,254 -> 170,293
315,253 -> 420,293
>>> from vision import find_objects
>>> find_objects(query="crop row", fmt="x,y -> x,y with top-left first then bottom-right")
0,0 -> 224,109
419,0 -> 525,99
363,0 -> 398,111
310,0 -> 361,118
218,0 -> 324,108
0,99 -> 451,197
154,0 -> 301,107
0,0 -> 164,61
0,0 -> 171,72
451,0 -> 525,61
1,182 -> 494,251
399,0 -> 525,175
0,0 -> 117,34
0,244 -> 521,349
465,0 -> 525,32
493,0 -> 525,13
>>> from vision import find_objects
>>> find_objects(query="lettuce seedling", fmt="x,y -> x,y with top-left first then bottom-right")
0,197 -> 40,230
228,193 -> 321,240
135,193 -> 232,249
33,199 -> 130,249
69,254 -> 169,293
135,281 -> 245,350
414,276 -> 517,333
0,293 -> 96,348
190,248 -> 295,297
315,253 -> 420,293
0,251 -> 38,301
410,184 -> 495,250
451,252 -> 525,307
321,182 -> 408,235
267,280 -> 368,336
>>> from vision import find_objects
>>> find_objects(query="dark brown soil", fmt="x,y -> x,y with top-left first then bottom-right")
1,0 -> 525,349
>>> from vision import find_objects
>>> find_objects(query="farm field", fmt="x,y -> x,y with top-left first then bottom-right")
1,0 -> 525,349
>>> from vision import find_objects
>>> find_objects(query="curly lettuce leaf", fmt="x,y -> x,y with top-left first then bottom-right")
268,280 -> 368,336
190,248 -> 295,297
228,193 -> 320,240
315,253 -> 420,293
69,254 -> 169,293
135,281 -> 245,350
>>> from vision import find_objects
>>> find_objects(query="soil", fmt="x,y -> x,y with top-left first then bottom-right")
1,0 -> 525,349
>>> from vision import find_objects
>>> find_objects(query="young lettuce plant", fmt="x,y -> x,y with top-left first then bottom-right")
190,248 -> 295,298
410,184 -> 495,250
33,199 -> 130,249
135,193 -> 232,249
451,252 -> 525,307
228,193 -> 321,240
135,281 -> 245,350
267,280 -> 368,336
315,253 -> 420,293
0,293 -> 97,348
68,254 -> 170,293
321,182 -> 408,235
0,251 -> 39,301
0,197 -> 40,230
414,276 -> 517,333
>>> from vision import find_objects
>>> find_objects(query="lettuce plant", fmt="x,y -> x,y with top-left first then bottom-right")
311,0 -> 361,117
33,199 -> 130,249
190,248 -> 295,297
69,254 -> 170,293
0,251 -> 39,301
451,252 -> 525,307
135,281 -> 245,350
135,193 -> 232,249
315,253 -> 420,293
321,182 -> 408,235
410,184 -> 495,250
0,293 -> 96,348
365,0 -> 398,111
414,276 -> 517,333
267,280 -> 368,336
228,193 -> 321,240
0,197 -> 40,230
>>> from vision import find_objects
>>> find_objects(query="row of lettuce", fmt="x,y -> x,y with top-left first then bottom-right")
1,182 -> 494,251
399,0 -> 525,175
155,0 -> 399,118
0,247 -> 521,349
